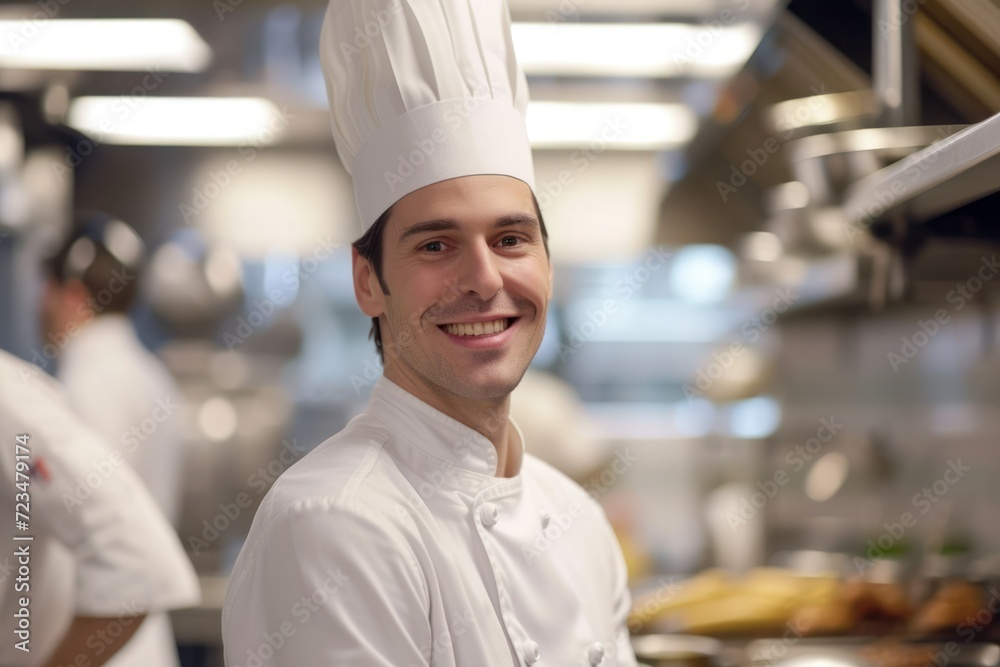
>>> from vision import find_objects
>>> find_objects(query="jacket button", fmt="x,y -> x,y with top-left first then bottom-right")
587,642 -> 606,665
523,639 -> 540,665
479,503 -> 500,528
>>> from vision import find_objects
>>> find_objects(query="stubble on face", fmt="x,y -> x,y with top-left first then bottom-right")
374,175 -> 551,406
382,287 -> 540,402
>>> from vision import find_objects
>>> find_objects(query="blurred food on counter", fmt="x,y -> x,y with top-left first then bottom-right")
909,580 -> 988,637
629,567 -> 999,641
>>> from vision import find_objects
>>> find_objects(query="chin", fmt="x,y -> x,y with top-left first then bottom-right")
450,379 -> 520,402
438,363 -> 529,402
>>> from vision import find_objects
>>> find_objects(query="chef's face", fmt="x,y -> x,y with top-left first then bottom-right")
353,174 -> 552,402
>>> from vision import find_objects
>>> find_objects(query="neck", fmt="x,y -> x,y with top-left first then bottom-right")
383,364 -> 520,477
47,310 -> 95,350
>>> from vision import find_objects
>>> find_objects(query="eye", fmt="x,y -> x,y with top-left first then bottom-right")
421,240 -> 444,252
499,236 -> 522,247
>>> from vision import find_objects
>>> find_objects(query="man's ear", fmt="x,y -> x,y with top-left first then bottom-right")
352,247 -> 385,318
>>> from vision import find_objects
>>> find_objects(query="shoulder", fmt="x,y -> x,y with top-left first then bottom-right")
259,413 -> 410,520
236,412 -> 422,569
0,351 -> 65,409
224,414 -> 430,625
0,351 -> 104,457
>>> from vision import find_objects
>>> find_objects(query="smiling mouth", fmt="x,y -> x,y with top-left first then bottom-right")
439,318 -> 515,337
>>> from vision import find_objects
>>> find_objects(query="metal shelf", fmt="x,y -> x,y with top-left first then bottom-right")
843,111 -> 1000,229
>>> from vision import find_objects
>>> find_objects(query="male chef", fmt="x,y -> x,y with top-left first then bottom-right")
222,1 -> 639,665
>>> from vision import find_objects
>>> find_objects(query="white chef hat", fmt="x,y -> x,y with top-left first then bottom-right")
319,0 -> 536,233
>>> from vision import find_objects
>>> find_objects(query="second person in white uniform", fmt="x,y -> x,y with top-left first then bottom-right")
40,212 -> 188,667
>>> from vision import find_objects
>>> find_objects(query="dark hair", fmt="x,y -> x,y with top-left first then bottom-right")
45,211 -> 145,314
352,193 -> 550,363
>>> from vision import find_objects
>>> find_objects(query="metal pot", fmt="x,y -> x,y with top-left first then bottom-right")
632,634 -> 723,667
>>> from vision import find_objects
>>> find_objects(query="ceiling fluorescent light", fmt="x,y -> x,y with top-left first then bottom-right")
0,19 -> 211,71
512,22 -> 761,78
67,97 -> 285,146
526,101 -> 696,150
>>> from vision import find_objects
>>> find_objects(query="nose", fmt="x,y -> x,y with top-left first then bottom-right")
452,238 -> 503,300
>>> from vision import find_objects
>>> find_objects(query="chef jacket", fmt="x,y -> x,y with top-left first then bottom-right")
57,314 -> 188,667
0,350 -> 200,666
223,376 -> 638,666
58,314 -> 184,526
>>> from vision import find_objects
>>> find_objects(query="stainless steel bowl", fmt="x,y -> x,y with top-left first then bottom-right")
632,634 -> 723,667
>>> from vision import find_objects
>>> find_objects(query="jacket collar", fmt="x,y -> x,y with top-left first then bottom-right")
367,375 -> 525,480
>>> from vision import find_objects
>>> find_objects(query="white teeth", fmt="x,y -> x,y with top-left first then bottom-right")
444,318 -> 510,337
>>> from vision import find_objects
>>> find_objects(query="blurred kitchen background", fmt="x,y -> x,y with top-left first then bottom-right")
1,0 -> 999,664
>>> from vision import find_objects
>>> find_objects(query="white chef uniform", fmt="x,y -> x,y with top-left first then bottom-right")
223,376 -> 636,666
223,0 -> 638,664
0,350 -> 200,666
57,313 -> 187,667
58,313 -> 184,526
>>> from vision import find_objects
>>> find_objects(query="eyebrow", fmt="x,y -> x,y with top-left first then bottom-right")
396,213 -> 539,246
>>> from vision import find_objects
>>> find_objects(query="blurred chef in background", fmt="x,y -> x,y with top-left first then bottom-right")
39,211 -> 189,666
0,349 -> 200,666
510,368 -> 610,484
